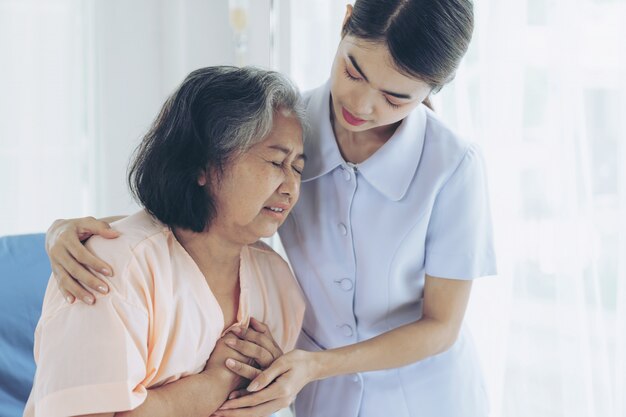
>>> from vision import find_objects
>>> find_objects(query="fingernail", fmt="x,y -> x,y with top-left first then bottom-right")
226,359 -> 236,367
228,392 -> 237,399
65,295 -> 74,304
83,296 -> 94,304
248,382 -> 259,391
231,327 -> 242,335
97,285 -> 108,294
101,268 -> 111,276
225,339 -> 235,346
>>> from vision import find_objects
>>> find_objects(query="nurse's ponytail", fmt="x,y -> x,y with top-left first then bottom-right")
342,0 -> 474,110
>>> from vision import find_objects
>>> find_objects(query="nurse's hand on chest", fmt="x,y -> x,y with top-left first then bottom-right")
212,348 -> 319,417
211,275 -> 473,417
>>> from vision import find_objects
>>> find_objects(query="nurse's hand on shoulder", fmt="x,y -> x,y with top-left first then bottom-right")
46,217 -> 120,305
213,340 -> 320,417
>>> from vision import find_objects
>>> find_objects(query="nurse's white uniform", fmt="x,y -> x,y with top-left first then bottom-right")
278,82 -> 497,417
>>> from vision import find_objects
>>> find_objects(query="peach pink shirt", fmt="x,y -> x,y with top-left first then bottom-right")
24,210 -> 305,417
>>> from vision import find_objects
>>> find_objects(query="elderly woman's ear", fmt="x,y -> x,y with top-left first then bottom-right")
197,170 -> 208,187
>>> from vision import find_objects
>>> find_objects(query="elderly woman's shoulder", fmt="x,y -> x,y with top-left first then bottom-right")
87,210 -> 167,251
85,210 -> 171,281
246,240 -> 292,276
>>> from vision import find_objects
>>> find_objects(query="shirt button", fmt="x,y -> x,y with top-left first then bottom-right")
352,374 -> 359,382
338,223 -> 348,236
343,169 -> 351,181
335,278 -> 353,291
340,324 -> 354,337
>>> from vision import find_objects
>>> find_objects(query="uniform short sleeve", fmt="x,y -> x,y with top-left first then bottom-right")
425,144 -> 497,279
28,261 -> 150,417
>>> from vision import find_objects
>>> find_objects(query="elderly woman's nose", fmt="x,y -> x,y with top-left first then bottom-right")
280,171 -> 300,198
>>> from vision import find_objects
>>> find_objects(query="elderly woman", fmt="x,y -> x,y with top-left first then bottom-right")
24,66 -> 306,417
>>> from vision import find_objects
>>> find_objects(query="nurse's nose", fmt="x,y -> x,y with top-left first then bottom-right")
348,87 -> 374,116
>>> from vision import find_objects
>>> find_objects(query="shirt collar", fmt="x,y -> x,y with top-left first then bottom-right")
301,81 -> 427,201
301,82 -> 345,182
358,104 -> 427,201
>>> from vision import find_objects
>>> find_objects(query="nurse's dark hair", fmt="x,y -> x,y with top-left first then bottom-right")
128,66 -> 305,232
343,0 -> 474,107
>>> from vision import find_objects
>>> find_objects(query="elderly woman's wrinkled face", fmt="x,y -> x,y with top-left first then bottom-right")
208,112 -> 305,243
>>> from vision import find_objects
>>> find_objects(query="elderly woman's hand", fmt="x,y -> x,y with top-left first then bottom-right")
46,217 -> 120,304
205,318 -> 283,392
208,318 -> 299,417
211,347 -> 318,417
204,332 -> 256,392
223,318 -> 284,376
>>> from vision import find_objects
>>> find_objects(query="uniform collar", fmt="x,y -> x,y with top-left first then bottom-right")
357,104 -> 427,201
301,82 -> 345,182
301,81 -> 427,201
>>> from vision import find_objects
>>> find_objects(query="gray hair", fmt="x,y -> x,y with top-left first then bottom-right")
214,66 -> 307,154
128,66 -> 306,232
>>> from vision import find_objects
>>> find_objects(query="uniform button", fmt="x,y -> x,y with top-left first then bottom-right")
338,223 -> 348,236
343,169 -> 351,181
340,324 -> 354,337
335,278 -> 353,291
352,374 -> 359,382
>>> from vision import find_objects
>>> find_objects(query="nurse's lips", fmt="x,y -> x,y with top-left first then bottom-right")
342,107 -> 367,126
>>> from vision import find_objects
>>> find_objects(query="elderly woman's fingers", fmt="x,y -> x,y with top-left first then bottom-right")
249,317 -> 270,333
225,337 -> 275,368
227,389 -> 250,400
225,358 -> 263,381
236,323 -> 283,361
53,263 -> 95,305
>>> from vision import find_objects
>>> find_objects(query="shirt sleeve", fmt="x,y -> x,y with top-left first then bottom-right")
424,144 -> 497,279
30,259 -> 150,417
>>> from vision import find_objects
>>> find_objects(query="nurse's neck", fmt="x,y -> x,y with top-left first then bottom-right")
329,97 -> 400,164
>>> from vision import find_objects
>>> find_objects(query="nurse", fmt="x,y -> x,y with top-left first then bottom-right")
45,1 -> 496,416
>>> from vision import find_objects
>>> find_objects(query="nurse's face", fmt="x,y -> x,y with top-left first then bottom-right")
208,111 -> 305,243
329,35 -> 432,133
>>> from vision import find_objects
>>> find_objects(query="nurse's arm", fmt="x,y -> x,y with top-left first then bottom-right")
214,275 -> 472,416
316,274 -> 473,373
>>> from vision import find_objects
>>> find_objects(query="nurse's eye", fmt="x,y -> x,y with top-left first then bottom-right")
385,97 -> 401,109
344,69 -> 362,82
270,161 -> 283,168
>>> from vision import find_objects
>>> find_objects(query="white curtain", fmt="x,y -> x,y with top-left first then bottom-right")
0,0 -> 92,235
287,1 -> 626,416
0,0 -> 272,236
